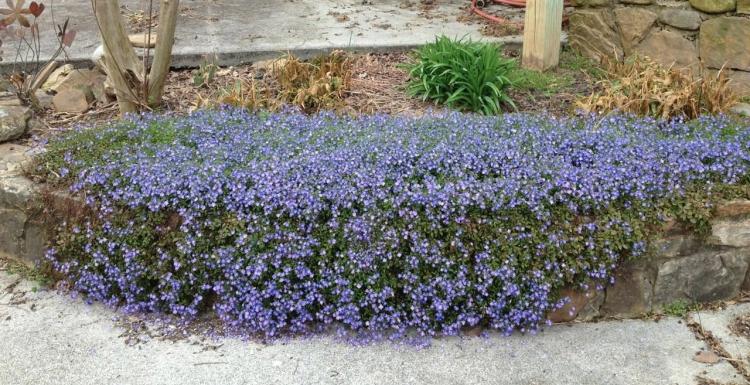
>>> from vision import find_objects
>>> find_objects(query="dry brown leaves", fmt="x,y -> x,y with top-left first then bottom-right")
729,314 -> 750,341
576,56 -> 738,119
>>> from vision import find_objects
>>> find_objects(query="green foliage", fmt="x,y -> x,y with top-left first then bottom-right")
193,55 -> 219,88
2,258 -> 52,290
507,67 -> 572,95
32,119 -> 183,186
404,36 -> 516,115
661,300 -> 697,317
558,49 -> 606,79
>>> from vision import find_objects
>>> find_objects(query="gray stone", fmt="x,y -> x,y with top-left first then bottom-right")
0,175 -> 35,208
731,102 -> 750,117
33,90 -> 54,110
635,29 -> 699,69
576,289 -> 605,321
23,219 -> 47,264
600,263 -> 655,317
659,8 -> 702,31
614,7 -> 658,54
689,0 -> 736,13
569,9 -> 624,61
725,69 -> 750,97
705,67 -> 750,97
0,105 -> 31,143
0,208 -> 27,257
653,249 -> 750,306
710,218 -> 750,248
739,0 -> 750,13
653,235 -> 702,259
700,17 -> 750,72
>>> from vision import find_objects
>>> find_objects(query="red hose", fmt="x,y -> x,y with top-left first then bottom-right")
471,0 -> 521,25
471,0 -> 570,26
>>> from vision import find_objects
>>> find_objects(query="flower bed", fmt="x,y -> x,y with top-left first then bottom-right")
39,109 -> 750,338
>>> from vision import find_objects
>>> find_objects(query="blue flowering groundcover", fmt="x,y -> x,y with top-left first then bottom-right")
42,109 -> 750,339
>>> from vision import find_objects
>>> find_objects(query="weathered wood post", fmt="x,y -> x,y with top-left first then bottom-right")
522,0 -> 564,71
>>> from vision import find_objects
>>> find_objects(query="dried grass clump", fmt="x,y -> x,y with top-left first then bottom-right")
576,56 -> 737,119
216,79 -> 281,112
215,51 -> 352,113
273,50 -> 352,112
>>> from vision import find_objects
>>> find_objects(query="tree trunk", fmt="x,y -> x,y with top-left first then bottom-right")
147,0 -> 180,107
92,0 -> 144,115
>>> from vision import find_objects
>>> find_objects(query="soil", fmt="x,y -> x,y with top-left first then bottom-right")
26,50 -> 595,146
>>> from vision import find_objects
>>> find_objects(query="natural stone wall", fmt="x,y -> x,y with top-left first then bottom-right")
0,143 -> 46,265
569,0 -> 750,96
3,143 -> 750,322
551,200 -> 750,322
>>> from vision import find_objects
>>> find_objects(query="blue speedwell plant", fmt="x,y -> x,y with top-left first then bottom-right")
42,109 -> 750,339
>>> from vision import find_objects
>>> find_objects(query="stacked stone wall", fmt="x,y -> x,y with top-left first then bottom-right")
569,0 -> 750,96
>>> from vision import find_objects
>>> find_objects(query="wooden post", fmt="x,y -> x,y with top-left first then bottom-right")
522,0 -> 563,71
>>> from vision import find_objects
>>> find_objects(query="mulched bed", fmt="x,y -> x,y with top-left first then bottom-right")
28,50 -> 596,145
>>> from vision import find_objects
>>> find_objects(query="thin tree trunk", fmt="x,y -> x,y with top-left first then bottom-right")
147,0 -> 180,107
92,0 -> 145,114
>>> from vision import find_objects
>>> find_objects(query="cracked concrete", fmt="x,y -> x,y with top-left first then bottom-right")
1,264 -> 749,385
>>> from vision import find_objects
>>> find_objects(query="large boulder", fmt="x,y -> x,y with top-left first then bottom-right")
614,7 -> 657,54
0,105 -> 32,143
635,30 -> 699,69
569,9 -> 623,61
689,0 -> 736,13
659,8 -> 702,31
653,249 -> 750,306
700,17 -> 750,72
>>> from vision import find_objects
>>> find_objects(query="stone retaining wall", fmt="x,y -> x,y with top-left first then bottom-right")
550,200 -> 750,322
569,0 -> 750,96
3,143 -> 750,321
0,144 -> 45,265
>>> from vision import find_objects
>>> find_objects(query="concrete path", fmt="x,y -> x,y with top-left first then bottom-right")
0,0 -> 535,70
1,268 -> 749,385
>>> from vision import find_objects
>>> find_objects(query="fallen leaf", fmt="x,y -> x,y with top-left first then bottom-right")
693,350 -> 720,364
